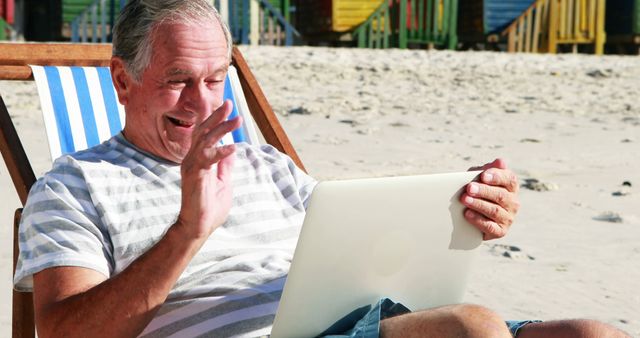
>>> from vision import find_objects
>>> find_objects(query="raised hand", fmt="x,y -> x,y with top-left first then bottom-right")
176,100 -> 243,240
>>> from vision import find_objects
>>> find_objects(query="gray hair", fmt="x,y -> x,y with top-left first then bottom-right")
112,0 -> 233,82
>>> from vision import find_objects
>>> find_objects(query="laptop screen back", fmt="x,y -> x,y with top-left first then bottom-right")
271,171 -> 483,338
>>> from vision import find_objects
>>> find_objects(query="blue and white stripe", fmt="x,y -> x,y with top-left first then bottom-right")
31,65 -> 259,161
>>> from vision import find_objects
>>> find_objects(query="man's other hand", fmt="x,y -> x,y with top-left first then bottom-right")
461,158 -> 520,240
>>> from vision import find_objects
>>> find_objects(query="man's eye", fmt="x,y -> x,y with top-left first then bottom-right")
168,79 -> 187,86
205,79 -> 225,88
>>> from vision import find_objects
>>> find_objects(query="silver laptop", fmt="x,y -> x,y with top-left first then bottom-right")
271,171 -> 483,338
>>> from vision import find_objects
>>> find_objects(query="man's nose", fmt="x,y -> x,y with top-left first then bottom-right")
182,82 -> 216,115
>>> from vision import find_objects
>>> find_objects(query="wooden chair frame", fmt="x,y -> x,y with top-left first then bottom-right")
0,42 -> 304,338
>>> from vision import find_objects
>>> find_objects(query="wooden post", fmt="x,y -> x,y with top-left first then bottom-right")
517,17 -> 525,51
594,0 -> 605,55
100,0 -> 107,42
448,0 -> 458,50
242,0 -> 250,44
588,0 -> 596,39
0,18 -> 6,41
508,28 -> 516,52
399,0 -> 408,48
283,0 -> 290,22
580,0 -> 587,33
219,0 -> 229,25
384,9 -> 390,48
82,12 -> 88,42
426,0 -> 433,41
357,26 -> 366,47
369,17 -> 374,48
532,0 -> 543,53
250,0 -> 259,45
441,0 -> 450,43
525,9 -> 533,52
417,0 -> 425,41
569,0 -> 574,37
375,12 -> 382,48
549,0 -> 559,53
92,4 -> 98,43
558,0 -> 565,39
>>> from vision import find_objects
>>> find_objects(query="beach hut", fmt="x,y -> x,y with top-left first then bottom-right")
606,0 -> 640,53
64,0 -> 125,42
64,0 -> 297,45
353,0 -> 460,49
458,0 -> 536,45
501,0 -> 606,54
298,0 -> 459,49
296,0 -> 385,39
220,0 -> 299,46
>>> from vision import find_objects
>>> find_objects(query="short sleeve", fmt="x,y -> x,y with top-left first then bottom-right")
255,144 -> 318,209
13,158 -> 113,291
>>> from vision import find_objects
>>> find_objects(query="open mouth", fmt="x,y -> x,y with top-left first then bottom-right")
167,116 -> 194,128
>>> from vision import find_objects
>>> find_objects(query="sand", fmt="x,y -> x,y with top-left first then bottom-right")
0,46 -> 638,336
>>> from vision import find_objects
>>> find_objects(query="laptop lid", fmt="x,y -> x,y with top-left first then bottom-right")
271,171 -> 483,338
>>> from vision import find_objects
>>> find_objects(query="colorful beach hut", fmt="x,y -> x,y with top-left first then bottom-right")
298,0 -> 459,49
458,0 -> 536,45
501,0 -> 607,54
354,0 -> 460,49
296,0 -> 385,39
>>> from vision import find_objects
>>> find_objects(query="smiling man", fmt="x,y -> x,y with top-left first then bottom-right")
12,1 -> 629,338
113,18 -> 235,163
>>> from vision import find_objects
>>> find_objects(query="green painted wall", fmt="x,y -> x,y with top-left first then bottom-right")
63,0 -> 123,23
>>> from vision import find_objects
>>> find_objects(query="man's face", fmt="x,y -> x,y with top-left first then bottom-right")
116,20 -> 229,163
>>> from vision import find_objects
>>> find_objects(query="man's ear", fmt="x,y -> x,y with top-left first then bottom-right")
110,57 -> 134,105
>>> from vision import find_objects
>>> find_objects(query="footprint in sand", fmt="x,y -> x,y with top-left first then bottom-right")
612,181 -> 633,197
521,178 -> 559,192
593,211 -> 624,223
486,244 -> 535,260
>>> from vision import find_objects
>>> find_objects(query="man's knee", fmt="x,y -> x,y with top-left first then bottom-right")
381,303 -> 511,338
447,304 -> 512,338
518,319 -> 631,338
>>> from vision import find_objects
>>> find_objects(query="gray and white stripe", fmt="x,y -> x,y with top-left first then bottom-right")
15,133 -> 316,337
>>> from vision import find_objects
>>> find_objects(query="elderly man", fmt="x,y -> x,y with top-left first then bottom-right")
13,0 -> 629,337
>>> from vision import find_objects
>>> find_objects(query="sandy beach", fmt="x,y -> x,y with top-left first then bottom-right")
0,46 -> 638,336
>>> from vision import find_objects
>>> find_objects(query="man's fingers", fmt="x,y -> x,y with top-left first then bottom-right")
200,116 -> 243,148
201,100 -> 233,129
464,209 -> 506,240
461,191 -> 514,229
193,100 -> 233,142
480,168 -> 519,193
465,182 -> 519,212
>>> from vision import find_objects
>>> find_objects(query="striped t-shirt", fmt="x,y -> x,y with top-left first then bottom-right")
14,133 -> 317,337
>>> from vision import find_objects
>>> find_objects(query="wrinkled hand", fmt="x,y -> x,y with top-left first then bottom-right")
461,158 -> 520,240
177,100 -> 243,240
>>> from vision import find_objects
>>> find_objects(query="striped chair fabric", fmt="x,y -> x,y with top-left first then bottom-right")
31,65 -> 260,160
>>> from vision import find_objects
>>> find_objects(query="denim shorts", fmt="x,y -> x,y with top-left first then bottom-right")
319,298 -> 541,338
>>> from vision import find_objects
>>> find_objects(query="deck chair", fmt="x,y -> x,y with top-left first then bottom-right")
0,42 -> 305,338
